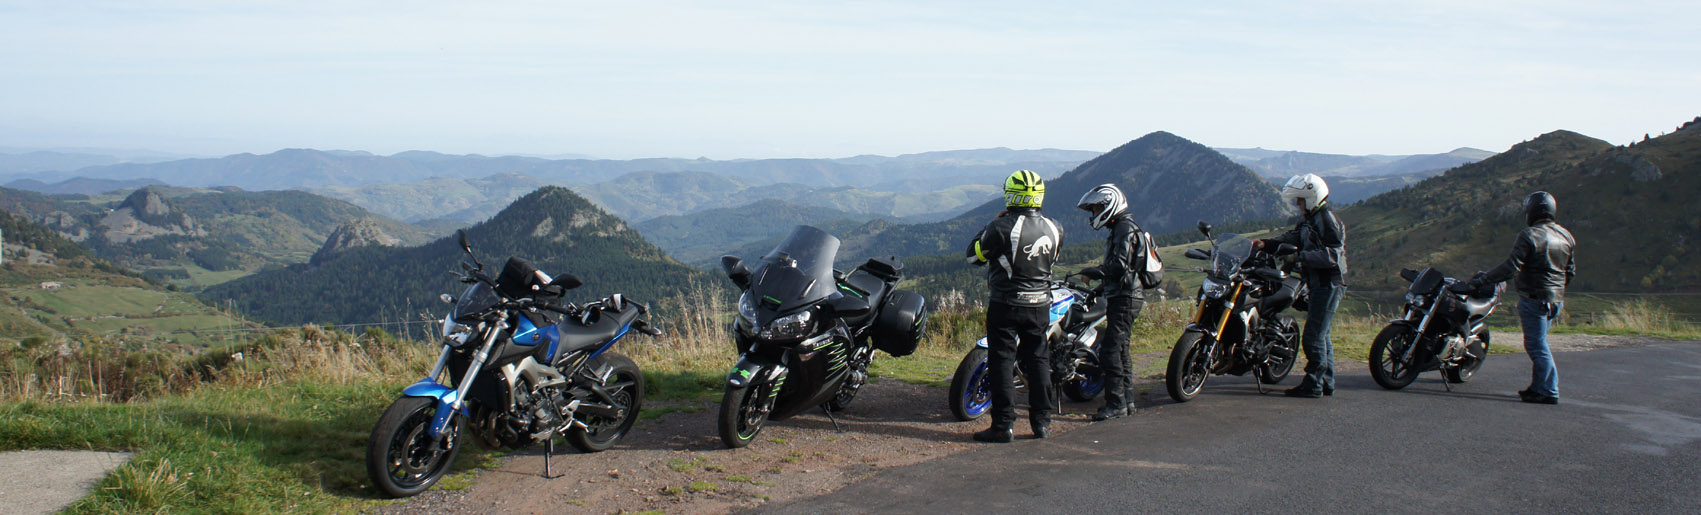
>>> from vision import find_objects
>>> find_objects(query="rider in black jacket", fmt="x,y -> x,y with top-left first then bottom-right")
1256,174 -> 1347,398
1470,191 -> 1575,404
966,170 -> 1063,442
1076,184 -> 1145,421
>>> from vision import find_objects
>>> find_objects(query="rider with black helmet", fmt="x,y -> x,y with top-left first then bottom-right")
965,170 -> 1064,442
1075,184 -> 1146,421
1470,191 -> 1576,405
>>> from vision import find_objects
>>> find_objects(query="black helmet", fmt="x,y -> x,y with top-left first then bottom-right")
1524,191 -> 1556,226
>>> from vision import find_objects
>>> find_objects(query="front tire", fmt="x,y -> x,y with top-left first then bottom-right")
718,381 -> 774,448
1370,324 -> 1421,390
947,347 -> 993,421
566,352 -> 644,453
1166,331 -> 1210,403
366,397 -> 462,498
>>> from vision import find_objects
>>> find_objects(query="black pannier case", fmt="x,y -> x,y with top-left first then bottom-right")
873,290 -> 927,357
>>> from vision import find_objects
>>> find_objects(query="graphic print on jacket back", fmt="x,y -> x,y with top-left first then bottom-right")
967,208 -> 1064,307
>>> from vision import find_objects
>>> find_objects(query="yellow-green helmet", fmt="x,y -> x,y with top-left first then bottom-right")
1004,170 -> 1045,208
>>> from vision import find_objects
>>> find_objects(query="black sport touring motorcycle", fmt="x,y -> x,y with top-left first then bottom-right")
716,225 -> 928,448
1369,267 -> 1504,390
365,230 -> 662,497
1166,222 -> 1305,403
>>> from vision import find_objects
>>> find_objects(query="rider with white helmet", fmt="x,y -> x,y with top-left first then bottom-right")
1256,173 -> 1348,398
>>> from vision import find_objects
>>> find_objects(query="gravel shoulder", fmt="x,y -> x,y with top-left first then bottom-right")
370,332 -> 1661,514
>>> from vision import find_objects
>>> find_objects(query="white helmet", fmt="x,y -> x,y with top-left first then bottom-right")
1076,184 -> 1128,230
1281,174 -> 1329,212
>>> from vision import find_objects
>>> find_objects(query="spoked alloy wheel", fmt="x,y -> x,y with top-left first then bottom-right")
567,352 -> 645,452
1444,338 -> 1488,384
1166,331 -> 1211,403
1370,324 -> 1421,390
1257,331 -> 1300,384
366,397 -> 461,498
718,381 -> 775,448
1062,367 -> 1105,402
948,347 -> 993,420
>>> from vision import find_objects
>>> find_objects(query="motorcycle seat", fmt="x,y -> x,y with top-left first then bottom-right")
557,304 -> 642,354
841,269 -> 891,308
1080,296 -> 1107,323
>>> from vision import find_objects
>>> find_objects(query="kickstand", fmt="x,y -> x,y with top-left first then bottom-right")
1254,372 -> 1267,395
542,438 -> 562,479
1441,371 -> 1454,393
821,405 -> 844,432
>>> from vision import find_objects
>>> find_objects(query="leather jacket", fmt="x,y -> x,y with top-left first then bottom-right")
1098,215 -> 1145,299
966,208 -> 1063,307
1261,204 -> 1347,287
1482,220 -> 1576,302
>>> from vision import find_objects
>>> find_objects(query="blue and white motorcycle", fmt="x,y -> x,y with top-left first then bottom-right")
365,230 -> 662,498
947,270 -> 1110,420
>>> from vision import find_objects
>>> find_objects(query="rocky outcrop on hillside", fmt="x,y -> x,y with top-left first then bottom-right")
311,219 -> 401,265
98,188 -> 203,243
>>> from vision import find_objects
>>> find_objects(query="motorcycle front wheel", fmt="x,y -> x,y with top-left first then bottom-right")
366,397 -> 462,498
567,352 -> 645,453
1370,324 -> 1421,390
718,381 -> 774,448
1166,331 -> 1210,403
947,347 -> 993,421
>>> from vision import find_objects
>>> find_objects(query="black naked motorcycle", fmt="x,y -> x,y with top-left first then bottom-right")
365,230 -> 662,497
946,269 -> 1110,421
1166,221 -> 1305,403
716,225 -> 928,448
1369,267 -> 1504,390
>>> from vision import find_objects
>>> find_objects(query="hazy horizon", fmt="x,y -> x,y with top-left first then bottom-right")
3,1 -> 1696,160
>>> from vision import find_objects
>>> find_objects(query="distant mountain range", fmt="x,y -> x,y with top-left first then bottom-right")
0,185 -> 431,284
634,199 -> 879,265
811,131 -> 1294,264
1215,147 -> 1494,179
202,186 -> 716,325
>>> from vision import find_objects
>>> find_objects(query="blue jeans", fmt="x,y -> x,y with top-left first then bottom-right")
1517,299 -> 1562,398
1300,281 -> 1344,392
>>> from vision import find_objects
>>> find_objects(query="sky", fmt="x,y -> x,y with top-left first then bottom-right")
2,1 -> 1697,159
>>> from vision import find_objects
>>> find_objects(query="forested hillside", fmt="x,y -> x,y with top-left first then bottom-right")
1343,118 -> 1701,292
202,186 -> 718,325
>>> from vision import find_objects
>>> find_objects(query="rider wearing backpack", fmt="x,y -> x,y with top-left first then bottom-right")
1076,184 -> 1158,421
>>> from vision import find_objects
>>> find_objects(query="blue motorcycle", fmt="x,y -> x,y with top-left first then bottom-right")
947,270 -> 1109,421
365,230 -> 662,498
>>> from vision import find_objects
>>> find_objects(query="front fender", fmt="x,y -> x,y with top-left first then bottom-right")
727,354 -> 787,388
401,379 -> 462,438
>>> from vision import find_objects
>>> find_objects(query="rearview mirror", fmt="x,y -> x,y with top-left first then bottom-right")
551,273 -> 583,290
1184,248 -> 1210,260
456,229 -> 472,254
1274,243 -> 1297,256
721,255 -> 752,290
1196,221 -> 1212,238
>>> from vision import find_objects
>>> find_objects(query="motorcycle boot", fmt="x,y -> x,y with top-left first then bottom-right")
1030,413 -> 1053,439
1092,405 -> 1128,421
973,425 -> 1015,443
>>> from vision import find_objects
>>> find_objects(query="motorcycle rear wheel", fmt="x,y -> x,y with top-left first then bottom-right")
1061,368 -> 1105,402
567,352 -> 644,453
947,347 -> 993,421
1370,324 -> 1421,390
1444,338 -> 1488,383
1166,331 -> 1210,403
366,397 -> 461,498
1257,330 -> 1300,384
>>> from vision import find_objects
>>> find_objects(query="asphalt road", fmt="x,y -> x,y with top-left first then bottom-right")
758,342 -> 1701,514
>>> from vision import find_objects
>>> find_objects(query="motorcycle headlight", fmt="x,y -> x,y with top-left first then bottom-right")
759,310 -> 813,341
1201,278 -> 1230,299
1404,292 -> 1421,305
